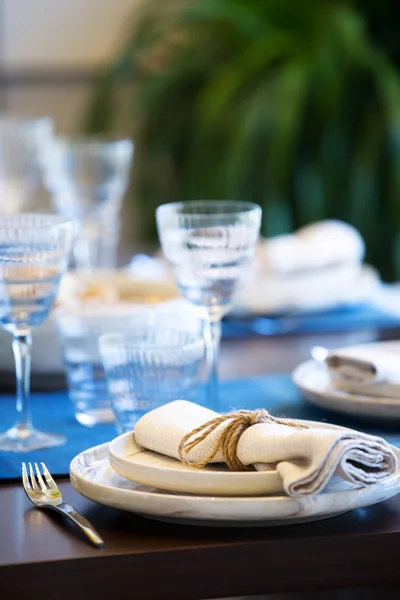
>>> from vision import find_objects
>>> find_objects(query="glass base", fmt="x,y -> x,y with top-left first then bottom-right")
0,426 -> 66,452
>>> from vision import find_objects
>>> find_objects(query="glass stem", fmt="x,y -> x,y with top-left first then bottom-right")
12,331 -> 33,435
203,317 -> 221,410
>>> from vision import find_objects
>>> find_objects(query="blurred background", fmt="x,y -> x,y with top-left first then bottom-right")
1,0 -> 400,278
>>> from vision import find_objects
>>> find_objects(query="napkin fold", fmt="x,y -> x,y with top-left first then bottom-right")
255,220 -> 365,276
134,400 -> 397,497
326,345 -> 400,398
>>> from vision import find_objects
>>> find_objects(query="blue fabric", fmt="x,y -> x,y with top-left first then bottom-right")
222,302 -> 400,338
1,374 -> 400,481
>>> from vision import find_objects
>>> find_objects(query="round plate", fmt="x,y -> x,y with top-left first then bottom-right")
109,421 -> 357,497
70,442 -> 400,527
293,360 -> 400,420
109,432 -> 283,497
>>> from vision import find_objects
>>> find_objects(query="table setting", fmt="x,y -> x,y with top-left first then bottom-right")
3,115 -> 400,598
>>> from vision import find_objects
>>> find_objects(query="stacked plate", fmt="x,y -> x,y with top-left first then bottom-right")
70,420 -> 400,527
293,341 -> 400,421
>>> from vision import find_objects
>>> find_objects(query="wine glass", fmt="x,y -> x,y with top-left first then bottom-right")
41,136 -> 134,270
0,116 -> 53,213
156,200 -> 261,408
0,214 -> 74,451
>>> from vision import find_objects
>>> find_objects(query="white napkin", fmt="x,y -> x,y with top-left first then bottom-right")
134,400 -> 397,497
237,220 -> 375,314
255,220 -> 365,276
326,345 -> 400,398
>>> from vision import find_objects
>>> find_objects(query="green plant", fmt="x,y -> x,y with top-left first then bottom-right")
84,0 -> 400,280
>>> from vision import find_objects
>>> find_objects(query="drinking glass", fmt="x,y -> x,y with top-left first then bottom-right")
41,136 -> 134,270
55,305 -> 149,427
0,116 -> 53,213
156,200 -> 261,408
99,328 -> 205,434
0,214 -> 74,451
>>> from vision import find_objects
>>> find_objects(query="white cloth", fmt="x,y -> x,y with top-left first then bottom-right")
237,220 -> 375,315
134,400 -> 397,497
255,220 -> 365,276
326,345 -> 400,398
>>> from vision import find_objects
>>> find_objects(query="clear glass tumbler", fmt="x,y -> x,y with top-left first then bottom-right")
41,136 -> 134,270
0,213 -> 74,451
0,116 -> 53,213
156,200 -> 261,409
55,305 -> 148,427
99,328 -> 205,434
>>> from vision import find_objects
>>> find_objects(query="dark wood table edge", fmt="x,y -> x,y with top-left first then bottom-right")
1,529 -> 400,599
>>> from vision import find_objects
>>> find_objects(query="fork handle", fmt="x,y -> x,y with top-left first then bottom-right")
51,503 -> 104,547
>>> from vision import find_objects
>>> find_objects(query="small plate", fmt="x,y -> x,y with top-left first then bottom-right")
293,360 -> 400,420
70,442 -> 400,527
109,432 -> 283,497
109,420 -> 378,497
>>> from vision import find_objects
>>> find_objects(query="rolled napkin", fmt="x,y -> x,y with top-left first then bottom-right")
326,344 -> 400,398
255,220 -> 365,276
134,400 -> 397,497
238,220 -> 375,314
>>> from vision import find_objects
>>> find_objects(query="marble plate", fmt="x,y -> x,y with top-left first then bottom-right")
108,422 -> 355,497
70,442 -> 400,527
293,360 -> 400,420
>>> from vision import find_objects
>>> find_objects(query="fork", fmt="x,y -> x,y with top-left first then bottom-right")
22,462 -> 104,547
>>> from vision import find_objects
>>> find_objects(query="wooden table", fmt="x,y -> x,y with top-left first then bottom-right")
1,330 -> 400,599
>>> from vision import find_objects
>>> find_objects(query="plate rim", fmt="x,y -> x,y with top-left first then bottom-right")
70,436 -> 400,506
293,360 -> 400,409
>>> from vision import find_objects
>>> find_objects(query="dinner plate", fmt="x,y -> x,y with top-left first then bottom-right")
108,421 -> 357,497
70,442 -> 400,527
293,359 -> 400,420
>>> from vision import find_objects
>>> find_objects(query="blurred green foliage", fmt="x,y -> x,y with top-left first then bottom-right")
84,0 -> 400,280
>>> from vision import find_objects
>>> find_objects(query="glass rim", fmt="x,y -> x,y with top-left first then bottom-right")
99,329 -> 205,353
54,135 -> 134,151
156,200 -> 261,218
0,212 -> 73,229
0,114 -> 53,126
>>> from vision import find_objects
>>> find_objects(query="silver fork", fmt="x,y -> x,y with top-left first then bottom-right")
22,462 -> 104,547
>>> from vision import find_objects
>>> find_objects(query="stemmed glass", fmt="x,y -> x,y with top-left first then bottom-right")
156,200 -> 261,408
0,116 -> 53,213
41,136 -> 134,270
0,214 -> 74,451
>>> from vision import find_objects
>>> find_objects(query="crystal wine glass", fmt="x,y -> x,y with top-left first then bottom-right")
156,200 -> 261,408
0,116 -> 53,213
41,136 -> 134,270
0,214 -> 74,451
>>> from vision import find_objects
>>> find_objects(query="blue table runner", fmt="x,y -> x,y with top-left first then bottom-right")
2,373 -> 400,481
222,303 -> 400,338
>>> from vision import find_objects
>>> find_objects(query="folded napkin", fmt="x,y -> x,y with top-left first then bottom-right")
326,344 -> 400,398
237,220 -> 374,314
134,400 -> 397,497
255,220 -> 365,276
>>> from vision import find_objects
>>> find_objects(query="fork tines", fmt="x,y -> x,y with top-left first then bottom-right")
22,462 -> 58,492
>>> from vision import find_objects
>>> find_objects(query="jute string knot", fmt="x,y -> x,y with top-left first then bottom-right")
178,409 -> 309,471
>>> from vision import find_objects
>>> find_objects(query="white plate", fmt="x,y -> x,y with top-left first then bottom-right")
70,442 -> 400,527
109,432 -> 283,497
293,359 -> 400,420
237,264 -> 379,316
108,421 -> 361,497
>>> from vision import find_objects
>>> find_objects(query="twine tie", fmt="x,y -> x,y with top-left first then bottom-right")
178,409 -> 309,471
